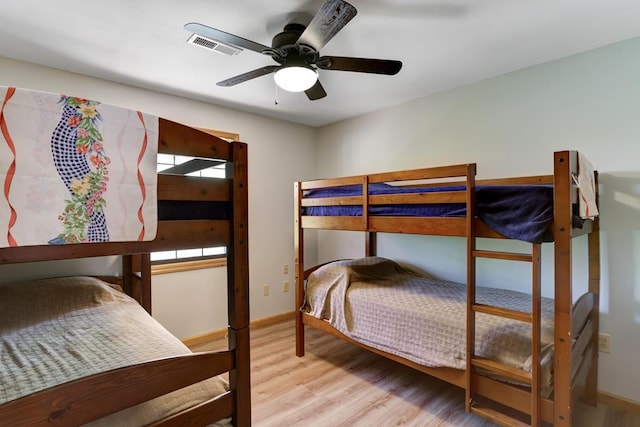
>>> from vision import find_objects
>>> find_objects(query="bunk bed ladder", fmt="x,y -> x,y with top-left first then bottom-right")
467,244 -> 543,427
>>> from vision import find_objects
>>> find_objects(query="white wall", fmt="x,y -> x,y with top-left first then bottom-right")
152,267 -> 229,339
0,56 -> 318,339
316,37 -> 640,401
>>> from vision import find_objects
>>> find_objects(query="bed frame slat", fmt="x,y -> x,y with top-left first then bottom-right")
0,351 -> 234,426
571,292 -> 595,337
473,376 -> 554,423
471,358 -> 532,384
370,216 -> 466,235
158,175 -> 232,201
472,303 -> 532,323
370,191 -> 467,205
571,319 -> 595,381
470,406 -> 530,427
155,219 -> 230,250
301,196 -> 363,206
158,119 -> 231,159
368,164 -> 471,182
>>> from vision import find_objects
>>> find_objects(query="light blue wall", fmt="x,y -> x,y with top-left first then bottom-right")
316,37 -> 640,401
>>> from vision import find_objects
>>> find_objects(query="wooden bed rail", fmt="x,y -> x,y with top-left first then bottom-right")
399,174 -> 554,189
0,120 -> 238,264
0,351 -> 234,426
297,164 -> 477,237
301,164 -> 475,190
158,119 -> 232,159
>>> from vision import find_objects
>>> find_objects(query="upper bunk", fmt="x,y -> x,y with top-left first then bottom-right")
0,88 -> 248,264
0,85 -> 249,315
295,150 -> 597,244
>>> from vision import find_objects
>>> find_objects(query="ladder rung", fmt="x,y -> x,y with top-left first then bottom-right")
473,249 -> 532,262
471,357 -> 532,384
470,405 -> 530,427
472,303 -> 532,323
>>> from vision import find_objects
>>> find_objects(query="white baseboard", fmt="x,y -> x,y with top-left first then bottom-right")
598,391 -> 640,413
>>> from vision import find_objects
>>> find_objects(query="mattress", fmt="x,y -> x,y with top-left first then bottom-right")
0,275 -> 230,426
302,182 -> 577,243
303,257 -> 554,395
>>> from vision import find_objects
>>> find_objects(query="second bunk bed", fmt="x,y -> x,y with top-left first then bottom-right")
0,86 -> 250,426
294,150 -> 600,427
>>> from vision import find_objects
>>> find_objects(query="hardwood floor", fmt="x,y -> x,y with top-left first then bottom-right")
189,319 -> 640,426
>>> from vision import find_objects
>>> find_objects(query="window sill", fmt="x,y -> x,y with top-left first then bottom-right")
151,258 -> 227,275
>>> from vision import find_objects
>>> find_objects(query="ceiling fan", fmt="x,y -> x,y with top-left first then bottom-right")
184,0 -> 402,100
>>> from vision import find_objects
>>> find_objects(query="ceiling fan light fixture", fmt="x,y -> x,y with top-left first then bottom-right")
274,65 -> 318,92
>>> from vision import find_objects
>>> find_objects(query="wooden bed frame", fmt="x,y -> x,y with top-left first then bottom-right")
294,150 -> 599,427
0,118 -> 250,426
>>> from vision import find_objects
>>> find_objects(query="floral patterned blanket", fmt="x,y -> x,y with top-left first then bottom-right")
0,86 -> 158,247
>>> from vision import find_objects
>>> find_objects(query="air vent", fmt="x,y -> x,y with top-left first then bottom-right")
187,34 -> 242,56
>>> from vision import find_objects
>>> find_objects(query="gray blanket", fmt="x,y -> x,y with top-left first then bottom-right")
0,276 -> 230,426
303,257 -> 554,395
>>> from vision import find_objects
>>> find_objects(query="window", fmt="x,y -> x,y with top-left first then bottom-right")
151,129 -> 238,274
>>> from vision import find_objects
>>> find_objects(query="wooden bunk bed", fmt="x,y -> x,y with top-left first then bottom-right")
0,88 -> 250,426
294,150 -> 599,427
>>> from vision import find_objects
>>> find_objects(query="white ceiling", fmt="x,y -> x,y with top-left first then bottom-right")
2,0 -> 640,127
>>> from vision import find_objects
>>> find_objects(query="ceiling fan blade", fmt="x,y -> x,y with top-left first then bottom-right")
184,22 -> 271,54
317,56 -> 402,75
305,80 -> 327,100
296,0 -> 357,51
217,65 -> 281,87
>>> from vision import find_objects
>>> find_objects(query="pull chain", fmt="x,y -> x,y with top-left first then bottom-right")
274,82 -> 279,105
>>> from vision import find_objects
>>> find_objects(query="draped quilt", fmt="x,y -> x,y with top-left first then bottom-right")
303,257 -> 555,395
0,86 -> 158,247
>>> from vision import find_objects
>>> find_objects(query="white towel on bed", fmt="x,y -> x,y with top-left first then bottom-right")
576,152 -> 599,219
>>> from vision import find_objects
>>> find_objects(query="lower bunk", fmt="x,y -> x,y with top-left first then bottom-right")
298,257 -> 597,426
0,275 -> 234,426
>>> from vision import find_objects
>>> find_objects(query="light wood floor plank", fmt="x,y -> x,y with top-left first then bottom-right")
189,319 -> 640,426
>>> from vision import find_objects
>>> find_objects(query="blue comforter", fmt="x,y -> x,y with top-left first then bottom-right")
303,183 -> 580,243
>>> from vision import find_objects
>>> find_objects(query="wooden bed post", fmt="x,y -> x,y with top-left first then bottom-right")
464,163 -> 477,414
140,253 -> 152,314
531,243 -> 543,426
364,175 -> 376,256
365,232 -> 377,256
121,253 -> 151,314
585,171 -> 601,405
122,254 -> 133,297
553,151 -> 574,427
227,141 -> 250,427
294,181 -> 305,357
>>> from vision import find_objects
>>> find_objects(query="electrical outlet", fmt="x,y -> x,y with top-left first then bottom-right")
282,281 -> 290,293
263,284 -> 270,296
282,263 -> 289,275
598,333 -> 611,353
